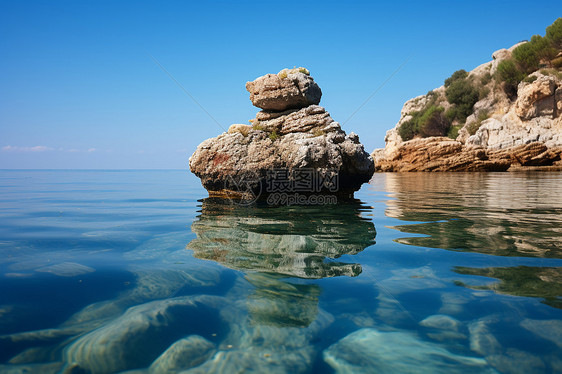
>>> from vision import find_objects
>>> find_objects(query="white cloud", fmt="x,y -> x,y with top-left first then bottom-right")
2,145 -> 54,152
87,148 -> 96,153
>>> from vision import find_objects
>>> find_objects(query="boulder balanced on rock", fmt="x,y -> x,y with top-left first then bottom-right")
189,68 -> 374,200
246,67 -> 322,111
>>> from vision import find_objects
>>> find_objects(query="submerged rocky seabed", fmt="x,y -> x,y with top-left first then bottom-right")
0,171 -> 561,373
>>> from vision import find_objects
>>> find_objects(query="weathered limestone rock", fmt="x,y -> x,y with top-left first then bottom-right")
489,142 -> 561,166
491,48 -> 512,75
190,68 -> 374,198
190,129 -> 373,197
467,114 -> 562,150
556,87 -> 562,115
515,75 -> 557,120
375,137 -> 560,172
245,68 -> 322,111
374,137 -> 510,172
252,105 -> 338,135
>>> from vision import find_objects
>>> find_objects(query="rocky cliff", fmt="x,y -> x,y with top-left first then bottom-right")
373,19 -> 562,172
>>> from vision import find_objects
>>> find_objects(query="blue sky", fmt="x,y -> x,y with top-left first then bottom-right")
1,0 -> 561,169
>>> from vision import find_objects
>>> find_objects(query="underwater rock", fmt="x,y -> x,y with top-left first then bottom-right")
521,319 -> 562,349
185,306 -> 334,374
57,266 -> 222,335
0,327 -> 82,349
421,315 -> 466,342
149,335 -> 216,373
8,346 -> 60,365
420,314 -> 461,331
0,362 -> 63,374
181,279 -> 336,374
439,292 -> 472,315
379,266 -> 447,294
468,317 -> 501,356
486,348 -> 546,374
125,268 -> 221,302
34,262 -> 95,277
374,293 -> 414,326
63,295 -> 226,374
323,328 -> 497,373
183,349 -> 312,374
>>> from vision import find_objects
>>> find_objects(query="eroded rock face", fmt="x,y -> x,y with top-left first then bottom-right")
374,137 -> 511,172
190,69 -> 374,198
245,69 -> 322,111
375,137 -> 561,172
515,75 -> 557,120
253,105 -> 338,135
491,48 -> 512,75
466,115 -> 562,150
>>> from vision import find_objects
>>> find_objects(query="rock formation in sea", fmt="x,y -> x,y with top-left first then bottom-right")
190,67 -> 374,198
372,19 -> 562,171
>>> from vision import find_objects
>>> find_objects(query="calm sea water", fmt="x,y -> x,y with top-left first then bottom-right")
0,170 -> 561,373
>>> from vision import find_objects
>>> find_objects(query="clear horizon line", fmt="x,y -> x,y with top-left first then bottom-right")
0,168 -> 189,171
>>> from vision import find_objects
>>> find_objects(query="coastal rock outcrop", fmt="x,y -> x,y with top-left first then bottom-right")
373,137 -> 511,172
372,25 -> 562,172
190,68 -> 374,198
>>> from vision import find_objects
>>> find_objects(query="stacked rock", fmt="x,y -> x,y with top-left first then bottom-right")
189,68 -> 374,200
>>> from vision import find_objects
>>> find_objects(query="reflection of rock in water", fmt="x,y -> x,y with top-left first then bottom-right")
384,173 -> 562,258
187,198 -> 376,279
455,266 -> 562,309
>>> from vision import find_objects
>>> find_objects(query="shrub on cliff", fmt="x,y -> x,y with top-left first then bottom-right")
530,35 -> 557,62
399,105 -> 450,141
444,70 -> 468,87
418,106 -> 450,137
495,59 -> 526,98
546,17 -> 562,49
445,78 -> 479,123
512,42 -> 541,74
494,18 -> 562,97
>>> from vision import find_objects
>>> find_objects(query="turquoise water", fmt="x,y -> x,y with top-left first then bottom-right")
0,170 -> 561,373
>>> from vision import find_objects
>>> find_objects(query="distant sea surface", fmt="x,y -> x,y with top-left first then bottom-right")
0,170 -> 561,373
